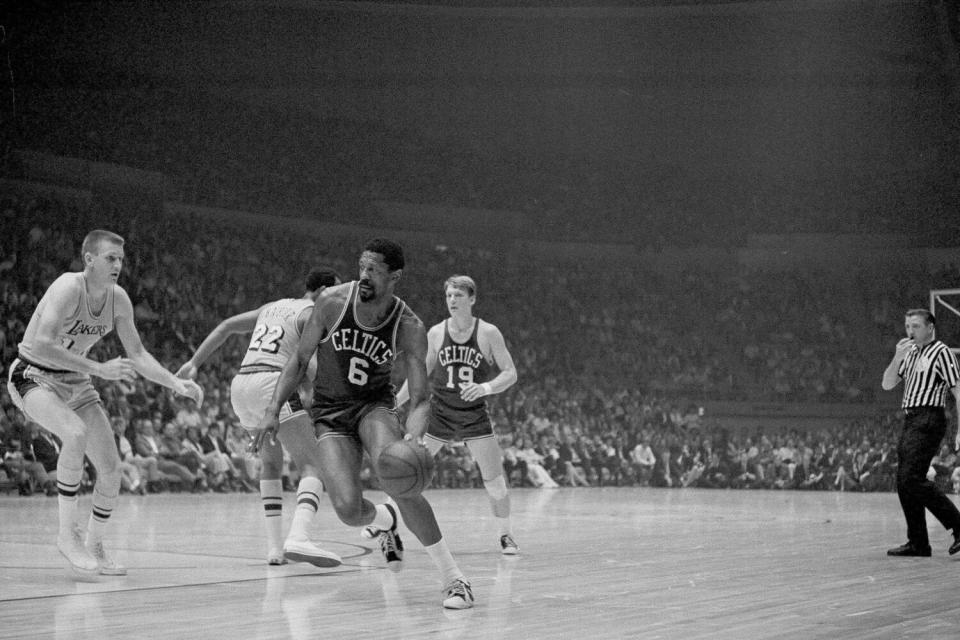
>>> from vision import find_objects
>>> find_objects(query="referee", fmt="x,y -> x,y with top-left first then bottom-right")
882,308 -> 960,557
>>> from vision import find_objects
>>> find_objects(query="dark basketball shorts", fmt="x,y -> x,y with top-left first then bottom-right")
427,398 -> 493,442
311,393 -> 398,443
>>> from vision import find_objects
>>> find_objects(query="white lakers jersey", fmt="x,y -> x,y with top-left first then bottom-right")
18,273 -> 115,368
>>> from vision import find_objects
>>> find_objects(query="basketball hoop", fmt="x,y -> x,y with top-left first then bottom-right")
930,288 -> 960,354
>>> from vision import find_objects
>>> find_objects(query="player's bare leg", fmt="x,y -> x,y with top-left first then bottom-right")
467,436 -> 519,555
78,403 -> 127,575
20,391 -> 99,577
314,430 -> 403,566
362,410 -> 473,609
256,433 -> 289,565
276,413 -> 341,568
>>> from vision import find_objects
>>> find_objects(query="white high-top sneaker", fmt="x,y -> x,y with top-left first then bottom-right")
57,523 -> 98,575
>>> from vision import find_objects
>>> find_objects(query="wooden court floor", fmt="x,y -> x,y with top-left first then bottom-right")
2,487 -> 960,639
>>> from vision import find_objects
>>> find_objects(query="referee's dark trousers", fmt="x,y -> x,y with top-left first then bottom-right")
897,407 -> 960,548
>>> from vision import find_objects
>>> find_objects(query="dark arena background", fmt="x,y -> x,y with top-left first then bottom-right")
2,0 -> 960,638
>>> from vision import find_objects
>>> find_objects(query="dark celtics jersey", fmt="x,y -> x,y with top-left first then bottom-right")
313,281 -> 405,404
430,318 -> 492,411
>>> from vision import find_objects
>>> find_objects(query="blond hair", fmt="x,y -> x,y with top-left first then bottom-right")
444,275 -> 476,297
81,229 -> 124,258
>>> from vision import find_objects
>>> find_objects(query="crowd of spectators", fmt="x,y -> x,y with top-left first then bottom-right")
2,188 -> 960,497
488,405 -> 910,493
9,80 -> 960,249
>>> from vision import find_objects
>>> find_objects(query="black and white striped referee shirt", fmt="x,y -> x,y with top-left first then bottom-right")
898,340 -> 960,409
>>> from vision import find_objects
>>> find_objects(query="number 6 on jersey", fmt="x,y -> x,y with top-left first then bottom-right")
348,356 -> 369,385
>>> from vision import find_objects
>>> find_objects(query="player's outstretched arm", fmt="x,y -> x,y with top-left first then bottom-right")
398,311 -> 430,441
176,308 -> 263,379
114,288 -> 203,406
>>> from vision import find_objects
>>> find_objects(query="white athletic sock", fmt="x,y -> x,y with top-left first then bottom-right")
497,516 -> 513,537
56,464 -> 84,538
371,503 -> 396,531
261,479 -> 284,551
287,477 -> 323,542
87,486 -> 118,543
424,538 -> 463,585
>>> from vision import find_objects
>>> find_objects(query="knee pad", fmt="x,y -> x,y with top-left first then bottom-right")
484,475 -> 509,500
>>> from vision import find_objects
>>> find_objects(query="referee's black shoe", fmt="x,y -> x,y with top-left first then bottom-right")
887,543 -> 932,557
949,530 -> 960,556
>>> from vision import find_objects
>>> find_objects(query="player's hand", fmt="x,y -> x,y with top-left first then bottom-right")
175,379 -> 204,407
954,430 -> 960,453
175,361 -> 197,380
894,338 -> 915,358
99,357 -> 137,382
459,382 -> 491,403
250,414 -> 280,454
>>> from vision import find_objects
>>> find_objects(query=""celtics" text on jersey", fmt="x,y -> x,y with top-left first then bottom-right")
437,345 -> 482,369
330,328 -> 393,365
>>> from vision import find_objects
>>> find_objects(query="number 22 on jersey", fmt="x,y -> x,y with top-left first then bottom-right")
248,324 -> 284,354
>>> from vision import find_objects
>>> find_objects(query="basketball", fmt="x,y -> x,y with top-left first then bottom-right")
377,439 -> 436,498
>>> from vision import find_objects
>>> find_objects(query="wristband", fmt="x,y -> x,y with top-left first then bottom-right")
480,383 -> 492,396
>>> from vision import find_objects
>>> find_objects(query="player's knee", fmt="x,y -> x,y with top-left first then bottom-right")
95,463 -> 122,492
56,448 -> 87,473
259,446 -> 284,478
297,464 -> 321,479
57,428 -> 87,453
260,460 -> 283,478
483,475 -> 509,500
329,496 -> 365,526
286,448 -> 321,479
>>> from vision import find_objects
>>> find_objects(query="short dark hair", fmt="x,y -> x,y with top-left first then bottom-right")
906,308 -> 935,325
305,267 -> 341,292
81,229 -> 124,257
363,238 -> 405,271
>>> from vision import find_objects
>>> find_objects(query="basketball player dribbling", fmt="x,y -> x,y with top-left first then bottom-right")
255,238 -> 474,609
396,275 -> 520,554
6,229 -> 204,577
176,267 -> 343,568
